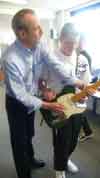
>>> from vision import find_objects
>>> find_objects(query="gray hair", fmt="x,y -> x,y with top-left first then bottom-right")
60,23 -> 80,42
12,9 -> 35,35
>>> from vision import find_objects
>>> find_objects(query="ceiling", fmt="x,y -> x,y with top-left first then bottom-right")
0,0 -> 99,18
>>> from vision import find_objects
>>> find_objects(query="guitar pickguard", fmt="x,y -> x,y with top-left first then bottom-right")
57,93 -> 86,118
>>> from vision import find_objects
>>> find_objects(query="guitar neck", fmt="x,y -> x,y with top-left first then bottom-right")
71,80 -> 100,102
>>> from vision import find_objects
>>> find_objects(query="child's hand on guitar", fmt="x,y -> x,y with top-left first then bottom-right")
75,80 -> 86,90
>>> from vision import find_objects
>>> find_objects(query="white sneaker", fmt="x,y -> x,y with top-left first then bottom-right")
68,160 -> 79,174
55,171 -> 66,178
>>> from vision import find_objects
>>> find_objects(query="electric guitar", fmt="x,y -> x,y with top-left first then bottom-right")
41,81 -> 100,128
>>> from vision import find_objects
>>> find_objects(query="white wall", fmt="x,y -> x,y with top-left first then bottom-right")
0,15 -> 15,45
0,14 -> 55,60
54,10 -> 71,36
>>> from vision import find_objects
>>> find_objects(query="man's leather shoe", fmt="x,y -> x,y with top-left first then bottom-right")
30,158 -> 45,169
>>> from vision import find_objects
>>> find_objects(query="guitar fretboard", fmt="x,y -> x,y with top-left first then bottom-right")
71,80 -> 100,102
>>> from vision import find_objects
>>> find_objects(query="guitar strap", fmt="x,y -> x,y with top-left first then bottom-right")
57,85 -> 75,98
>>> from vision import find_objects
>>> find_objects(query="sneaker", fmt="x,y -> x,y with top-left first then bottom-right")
55,171 -> 66,178
67,160 -> 79,174
79,133 -> 93,142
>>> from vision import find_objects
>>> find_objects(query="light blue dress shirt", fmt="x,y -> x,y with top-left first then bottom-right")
2,40 -> 77,113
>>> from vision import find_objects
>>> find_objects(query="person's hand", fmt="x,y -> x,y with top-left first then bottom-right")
42,88 -> 56,101
42,101 -> 65,115
75,80 -> 86,90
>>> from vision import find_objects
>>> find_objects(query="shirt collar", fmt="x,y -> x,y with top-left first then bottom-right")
15,39 -> 38,55
55,48 -> 76,66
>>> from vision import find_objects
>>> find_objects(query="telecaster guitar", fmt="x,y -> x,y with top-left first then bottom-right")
57,80 -> 100,119
41,81 -> 100,128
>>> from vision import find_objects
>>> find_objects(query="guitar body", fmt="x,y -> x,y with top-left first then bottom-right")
41,86 -> 85,128
41,81 -> 100,128
57,93 -> 86,118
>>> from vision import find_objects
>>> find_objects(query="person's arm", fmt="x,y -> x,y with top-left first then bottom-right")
4,60 -> 64,114
41,49 -> 85,89
4,60 -> 43,111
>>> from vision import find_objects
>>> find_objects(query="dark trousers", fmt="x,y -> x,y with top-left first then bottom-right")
6,95 -> 35,178
53,115 -> 82,171
81,116 -> 92,136
40,108 -> 82,171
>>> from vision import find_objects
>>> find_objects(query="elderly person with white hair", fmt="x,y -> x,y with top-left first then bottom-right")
40,23 -> 84,178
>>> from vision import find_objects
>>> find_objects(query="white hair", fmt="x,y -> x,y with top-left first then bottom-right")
60,23 -> 80,42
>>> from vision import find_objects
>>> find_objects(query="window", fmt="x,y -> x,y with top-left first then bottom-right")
71,3 -> 100,69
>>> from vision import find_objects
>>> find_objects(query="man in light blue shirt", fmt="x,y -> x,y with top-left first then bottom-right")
2,9 -> 85,178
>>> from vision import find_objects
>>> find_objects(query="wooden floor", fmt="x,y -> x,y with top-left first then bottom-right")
0,85 -> 100,178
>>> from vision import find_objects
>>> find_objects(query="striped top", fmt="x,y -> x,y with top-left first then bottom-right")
2,40 -> 77,113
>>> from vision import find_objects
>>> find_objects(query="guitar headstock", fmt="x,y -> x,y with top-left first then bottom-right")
71,80 -> 100,102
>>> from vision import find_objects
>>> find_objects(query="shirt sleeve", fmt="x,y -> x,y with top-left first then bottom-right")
42,49 -> 78,86
4,60 -> 42,112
